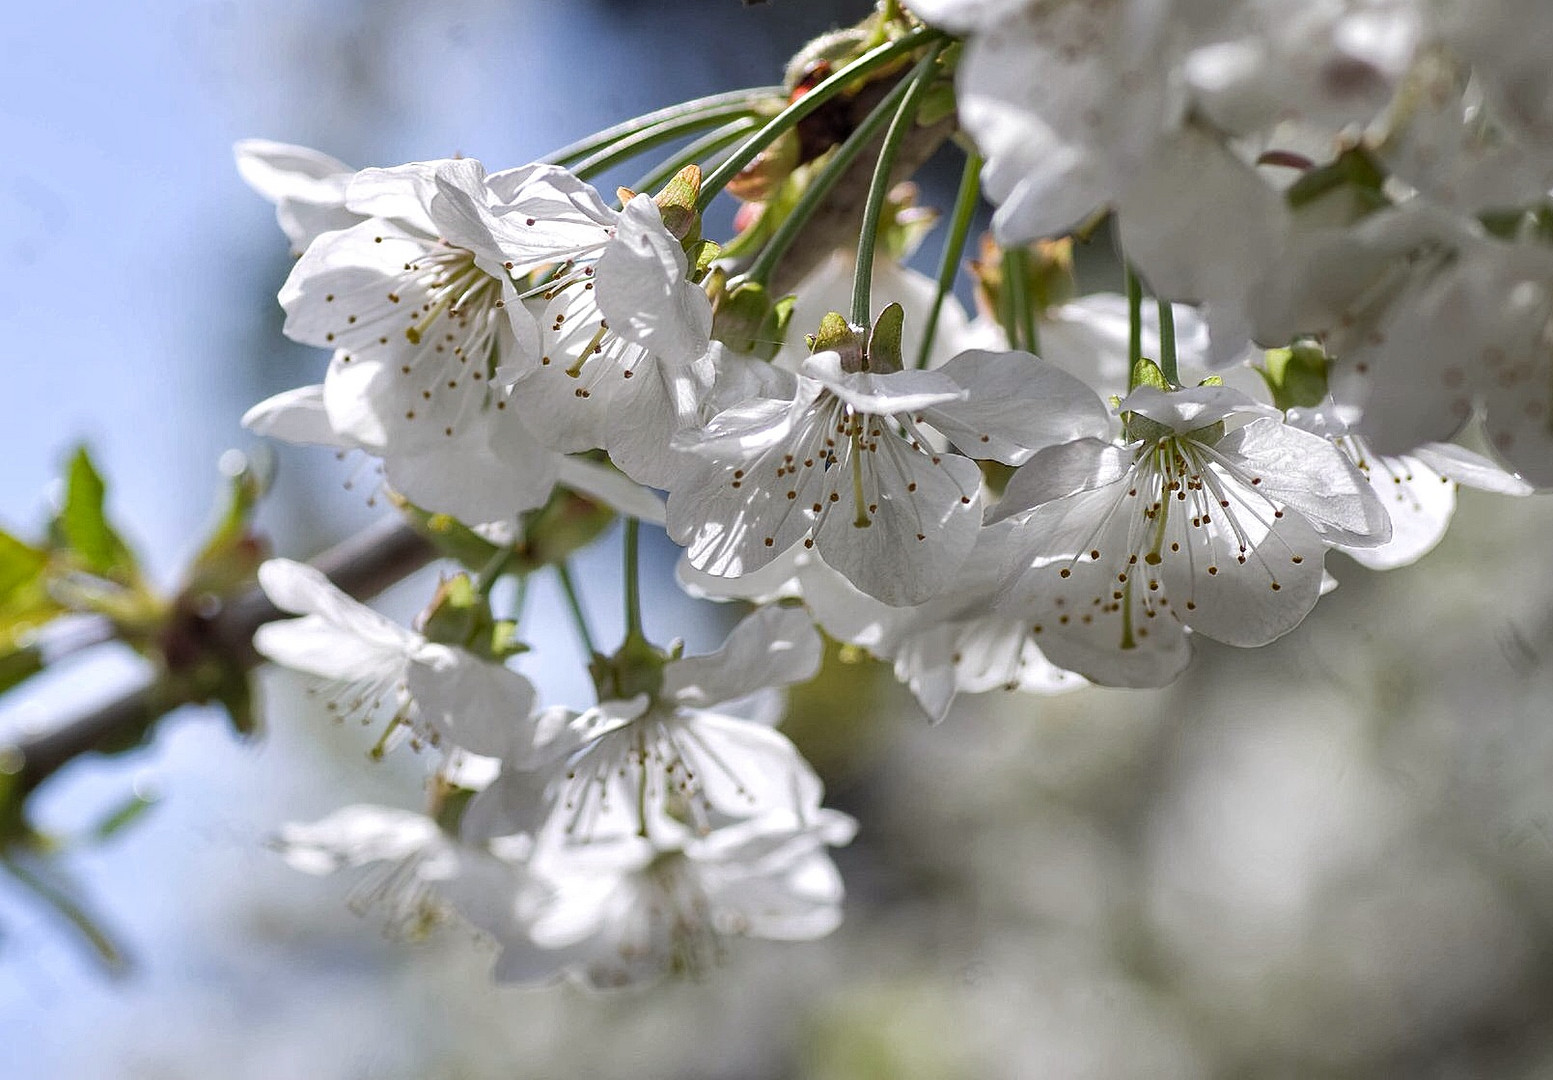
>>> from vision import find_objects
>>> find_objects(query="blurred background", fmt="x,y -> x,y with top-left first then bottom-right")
5,1 -> 1553,1076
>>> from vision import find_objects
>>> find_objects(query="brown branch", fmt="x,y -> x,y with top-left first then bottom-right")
769,83 -> 957,295
8,515 -> 434,799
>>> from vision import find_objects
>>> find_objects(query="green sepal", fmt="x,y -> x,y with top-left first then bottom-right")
1257,341 -> 1330,411
1478,204 -> 1553,241
1120,362 -> 1227,445
1286,145 -> 1390,220
395,481 -> 616,579
759,294 -> 797,360
210,666 -> 260,737
421,573 -> 530,662
396,501 -> 504,572
977,459 -> 1016,498
0,530 -> 47,603
712,276 -> 773,354
489,620 -> 527,661
868,302 -> 905,373
1129,357 -> 1169,393
0,529 -> 60,694
431,781 -> 476,835
688,238 -> 722,279
421,574 -> 482,647
807,311 -> 865,371
592,630 -> 667,704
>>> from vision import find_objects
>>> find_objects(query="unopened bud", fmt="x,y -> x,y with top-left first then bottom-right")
654,165 -> 703,243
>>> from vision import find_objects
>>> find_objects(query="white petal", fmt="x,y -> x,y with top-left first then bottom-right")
383,398 -> 560,523
234,139 -> 351,202
993,439 -> 1134,529
556,457 -> 667,525
800,351 -> 966,415
922,349 -> 1113,464
1119,384 -> 1278,431
595,194 -> 711,361
274,804 -> 440,875
662,605 -> 822,709
1411,442 -> 1534,494
241,385 -> 350,447
1212,419 -> 1391,545
1341,449 -> 1458,570
1156,489 -> 1328,647
405,647 -> 537,760
815,448 -> 982,606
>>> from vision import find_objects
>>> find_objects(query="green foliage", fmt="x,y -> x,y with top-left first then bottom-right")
0,529 -> 59,694
55,446 -> 139,583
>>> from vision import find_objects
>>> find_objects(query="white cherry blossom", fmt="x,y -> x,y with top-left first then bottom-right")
670,346 -> 1109,605
996,384 -> 1390,687
461,606 -> 825,848
234,138 -> 359,255
253,559 -> 537,757
280,159 -> 630,458
471,809 -> 856,989
505,193 -> 717,488
1288,402 -> 1533,570
242,382 -> 667,526
276,803 -> 538,942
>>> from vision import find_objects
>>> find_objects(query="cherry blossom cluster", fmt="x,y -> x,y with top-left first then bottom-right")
236,0 -> 1551,986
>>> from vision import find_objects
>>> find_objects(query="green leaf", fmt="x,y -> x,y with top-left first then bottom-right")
0,531 -> 46,603
57,447 -> 137,582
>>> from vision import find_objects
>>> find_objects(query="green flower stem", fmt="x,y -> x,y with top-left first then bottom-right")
743,70 -> 917,287
1019,258 -> 1040,355
1126,265 -> 1143,389
623,518 -> 643,644
542,87 -> 781,167
851,40 -> 949,329
631,116 -> 762,196
915,150 -> 981,369
574,106 -> 762,181
697,26 -> 946,212
474,545 -> 514,596
1003,246 -> 1039,355
555,562 -> 599,659
1156,297 -> 1179,388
